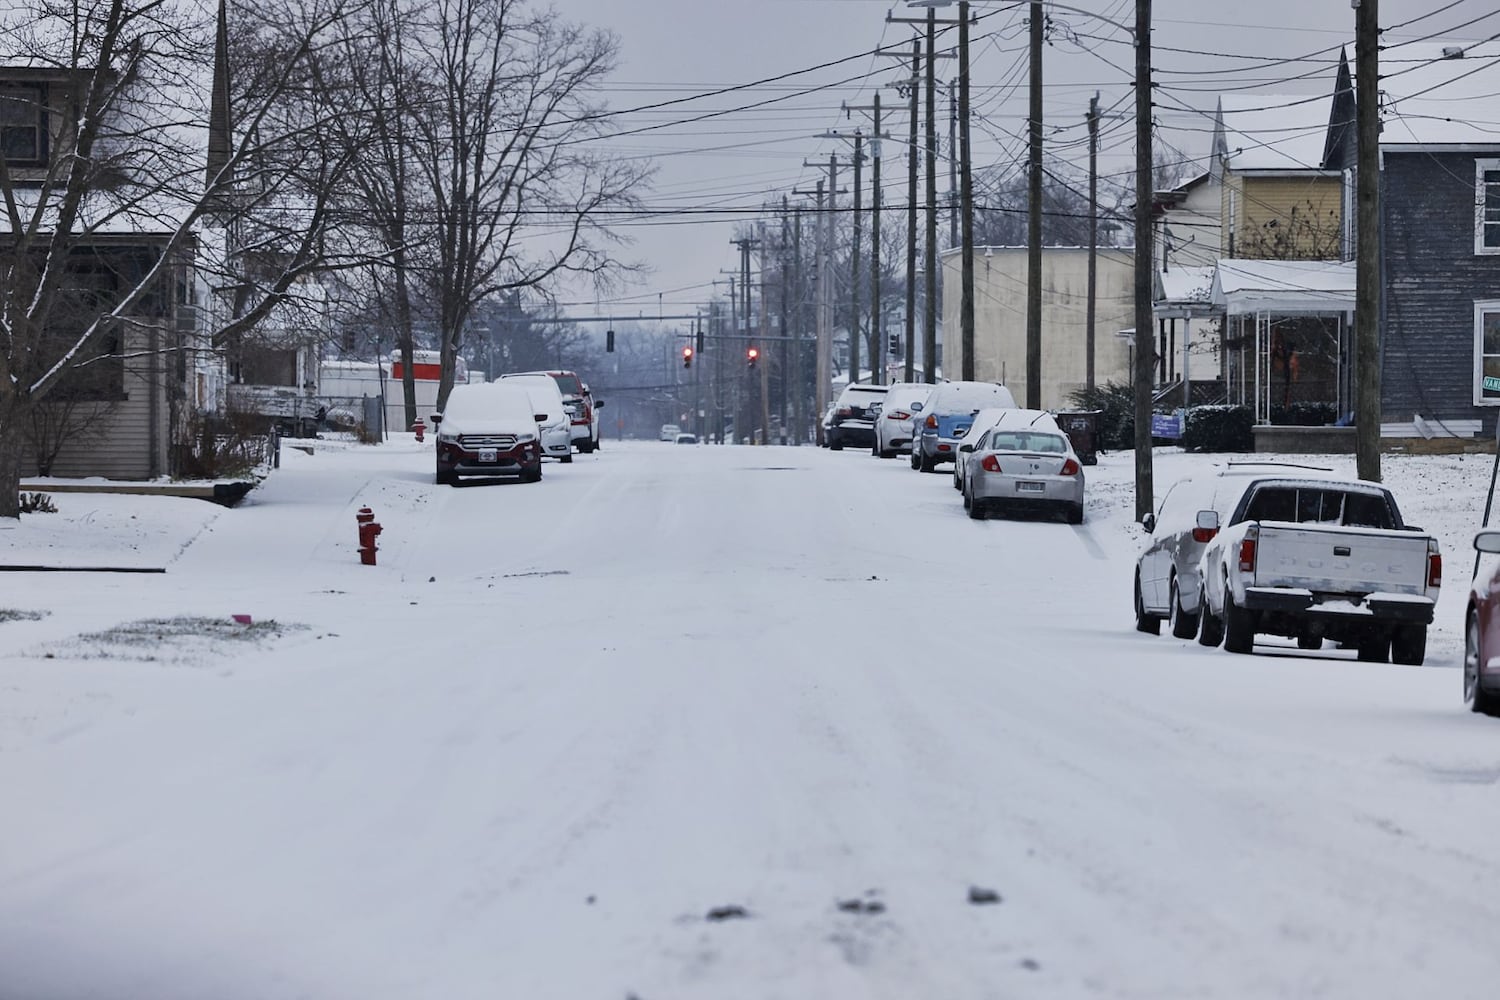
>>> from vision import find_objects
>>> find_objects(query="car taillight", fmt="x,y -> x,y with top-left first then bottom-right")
981,455 -> 1002,473
1060,458 -> 1080,476
888,410 -> 911,421
1428,540 -> 1442,589
925,414 -> 937,429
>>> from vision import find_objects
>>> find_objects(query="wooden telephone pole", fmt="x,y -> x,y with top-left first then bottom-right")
1354,0 -> 1382,482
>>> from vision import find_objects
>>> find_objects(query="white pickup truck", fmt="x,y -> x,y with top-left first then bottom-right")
1196,476 -> 1440,664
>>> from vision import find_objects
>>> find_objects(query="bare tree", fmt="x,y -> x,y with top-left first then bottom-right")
407,0 -> 649,410
0,0 -> 367,517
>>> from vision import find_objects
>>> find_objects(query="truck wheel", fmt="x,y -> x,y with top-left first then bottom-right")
1169,578 -> 1199,639
1198,593 -> 1225,647
1390,625 -> 1426,666
1134,574 -> 1161,636
1223,591 -> 1255,654
1357,634 -> 1390,663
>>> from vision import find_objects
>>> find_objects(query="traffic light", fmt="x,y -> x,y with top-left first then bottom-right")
682,345 -> 694,369
695,325 -> 705,353
889,333 -> 900,355
746,346 -> 759,369
606,329 -> 615,352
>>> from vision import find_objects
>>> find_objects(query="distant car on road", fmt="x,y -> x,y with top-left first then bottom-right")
1466,529 -> 1500,713
431,382 -> 544,485
660,423 -> 682,442
871,382 -> 932,458
674,432 -> 698,445
958,410 -> 1084,523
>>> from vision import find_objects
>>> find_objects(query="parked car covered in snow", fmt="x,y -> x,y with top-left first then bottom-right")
826,383 -> 889,451
958,410 -> 1084,523
911,380 -> 1017,472
871,382 -> 932,458
431,382 -> 545,485
1466,529 -> 1500,714
498,373 -> 573,463
499,370 -> 603,453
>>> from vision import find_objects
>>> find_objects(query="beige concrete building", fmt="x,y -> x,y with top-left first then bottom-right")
941,246 -> 1135,410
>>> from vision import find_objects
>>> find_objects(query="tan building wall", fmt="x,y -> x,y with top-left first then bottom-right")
942,247 -> 1135,410
1223,173 -> 1342,260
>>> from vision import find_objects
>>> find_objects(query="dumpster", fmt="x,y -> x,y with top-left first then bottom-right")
1055,410 -> 1103,465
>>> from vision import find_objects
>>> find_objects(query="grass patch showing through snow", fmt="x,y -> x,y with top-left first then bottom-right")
43,615 -> 308,664
0,608 -> 50,624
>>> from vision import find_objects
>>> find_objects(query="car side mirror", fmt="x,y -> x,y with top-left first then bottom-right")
1475,529 -> 1500,554
429,413 -> 443,426
594,399 -> 605,409
1192,509 -> 1219,543
959,444 -> 974,453
911,402 -> 923,412
1140,512 -> 1156,534
534,413 -> 548,423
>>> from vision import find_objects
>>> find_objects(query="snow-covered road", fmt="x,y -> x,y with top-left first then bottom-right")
4,439 -> 1500,999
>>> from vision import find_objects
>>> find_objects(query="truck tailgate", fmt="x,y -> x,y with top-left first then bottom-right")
1253,523 -> 1431,596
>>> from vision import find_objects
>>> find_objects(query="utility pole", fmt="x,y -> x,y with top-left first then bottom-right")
948,79 -> 959,252
792,203 -> 805,443
1086,91 -> 1099,391
852,130 -> 864,386
1133,0 -> 1155,519
1026,0 -> 1044,406
757,223 -> 772,445
925,9 -> 939,382
906,39 -> 919,383
958,1 -> 975,383
1354,0 -> 1382,483
886,7 -> 959,383
799,160 -> 840,443
871,96 -> 884,386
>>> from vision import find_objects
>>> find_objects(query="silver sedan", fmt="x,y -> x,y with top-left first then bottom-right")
961,425 -> 1085,524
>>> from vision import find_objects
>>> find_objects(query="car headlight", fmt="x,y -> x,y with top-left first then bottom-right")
437,431 -> 459,444
516,433 -> 537,443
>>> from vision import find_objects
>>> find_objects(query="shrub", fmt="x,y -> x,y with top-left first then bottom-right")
1065,380 -> 1135,451
1269,401 -> 1338,426
1182,405 -> 1254,452
173,410 -> 274,480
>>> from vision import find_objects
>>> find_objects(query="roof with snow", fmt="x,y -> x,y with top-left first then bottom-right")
1377,41 -> 1500,147
1211,259 -> 1356,315
1215,94 -> 1335,172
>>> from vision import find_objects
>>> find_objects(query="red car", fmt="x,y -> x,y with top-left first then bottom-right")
1465,529 -> 1500,713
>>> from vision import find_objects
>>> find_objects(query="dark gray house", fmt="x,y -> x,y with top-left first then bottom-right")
1341,42 -> 1500,442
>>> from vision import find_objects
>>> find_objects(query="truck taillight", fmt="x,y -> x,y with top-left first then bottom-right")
1428,539 -> 1442,589
925,414 -> 937,429
1238,527 -> 1259,574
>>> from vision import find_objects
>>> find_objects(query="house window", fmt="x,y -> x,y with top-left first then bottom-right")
1479,159 -> 1500,255
1476,301 -> 1500,406
0,83 -> 46,165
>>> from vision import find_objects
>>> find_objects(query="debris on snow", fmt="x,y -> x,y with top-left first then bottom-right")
705,905 -> 749,922
968,886 -> 1002,905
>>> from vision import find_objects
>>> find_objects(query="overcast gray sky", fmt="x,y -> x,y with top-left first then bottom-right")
549,0 -> 1498,319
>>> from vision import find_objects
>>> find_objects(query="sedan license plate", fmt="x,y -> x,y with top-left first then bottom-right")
1017,481 -> 1045,494
479,448 -> 498,463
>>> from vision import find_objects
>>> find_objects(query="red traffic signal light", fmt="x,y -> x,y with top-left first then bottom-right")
746,346 -> 759,368
682,346 -> 694,368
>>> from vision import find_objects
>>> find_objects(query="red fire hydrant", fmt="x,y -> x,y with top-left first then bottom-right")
412,417 -> 426,443
356,507 -> 382,566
